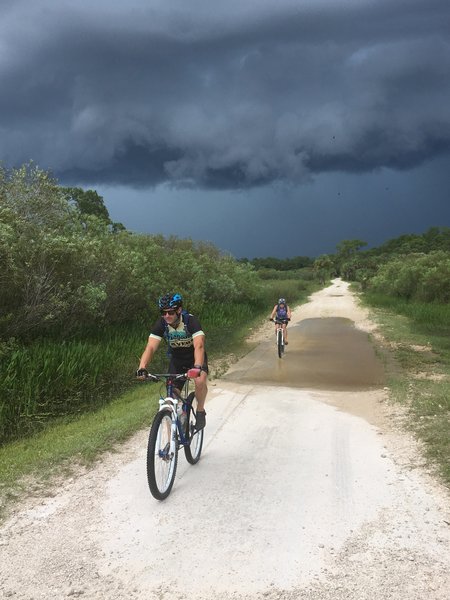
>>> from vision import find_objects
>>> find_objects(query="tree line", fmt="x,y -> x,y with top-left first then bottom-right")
240,255 -> 313,271
239,228 -> 450,304
312,229 -> 450,303
0,163 -> 259,343
2,162 -> 447,442
0,164 -> 263,442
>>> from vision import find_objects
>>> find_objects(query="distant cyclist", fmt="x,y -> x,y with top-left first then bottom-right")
270,298 -> 292,344
136,293 -> 208,430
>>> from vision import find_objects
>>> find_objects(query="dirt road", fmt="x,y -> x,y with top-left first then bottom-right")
1,280 -> 449,599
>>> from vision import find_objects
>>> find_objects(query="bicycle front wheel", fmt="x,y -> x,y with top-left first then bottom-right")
277,329 -> 283,358
184,392 -> 204,465
147,408 -> 178,500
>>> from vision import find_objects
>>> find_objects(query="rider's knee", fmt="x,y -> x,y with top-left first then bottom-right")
195,375 -> 207,393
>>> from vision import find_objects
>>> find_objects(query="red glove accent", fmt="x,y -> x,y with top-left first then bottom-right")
187,367 -> 201,378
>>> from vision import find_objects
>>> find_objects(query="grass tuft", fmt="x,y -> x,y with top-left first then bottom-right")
361,291 -> 450,486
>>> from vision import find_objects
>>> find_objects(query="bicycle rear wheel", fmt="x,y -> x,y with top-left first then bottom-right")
147,408 -> 178,500
277,329 -> 283,358
184,392 -> 204,465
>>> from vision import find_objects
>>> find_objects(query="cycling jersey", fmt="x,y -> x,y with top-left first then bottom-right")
150,313 -> 205,364
276,306 -> 289,320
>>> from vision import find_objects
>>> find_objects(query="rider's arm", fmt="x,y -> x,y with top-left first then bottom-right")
270,305 -> 277,319
138,336 -> 161,370
192,333 -> 205,368
287,305 -> 292,319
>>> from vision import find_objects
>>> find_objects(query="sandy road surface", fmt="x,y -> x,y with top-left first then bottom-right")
1,280 -> 449,599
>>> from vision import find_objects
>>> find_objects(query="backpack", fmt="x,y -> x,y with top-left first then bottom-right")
163,310 -> 191,356
276,304 -> 288,319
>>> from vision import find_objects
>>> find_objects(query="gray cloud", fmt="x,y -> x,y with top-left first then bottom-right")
1,0 -> 449,189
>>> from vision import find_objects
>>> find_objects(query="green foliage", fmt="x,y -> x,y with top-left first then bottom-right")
364,292 -> 450,332
0,324 -> 150,442
0,275 -> 318,443
334,239 -> 367,278
0,164 -> 264,342
336,239 -> 367,258
255,267 -> 314,281
313,254 -> 335,283
63,186 -> 125,232
373,227 -> 450,256
65,187 -> 110,221
0,274 -> 321,513
1,165 -> 111,338
0,384 -> 158,508
331,227 -> 450,301
241,255 -> 313,271
368,251 -> 450,303
0,163 -> 271,443
361,292 -> 450,483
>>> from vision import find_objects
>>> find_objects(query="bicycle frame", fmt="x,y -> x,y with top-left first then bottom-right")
144,372 -> 204,499
156,375 -> 191,455
274,320 -> 285,335
272,318 -> 287,358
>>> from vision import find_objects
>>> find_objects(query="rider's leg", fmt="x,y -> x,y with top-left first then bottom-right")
194,371 -> 208,412
194,371 -> 208,430
283,323 -> 288,343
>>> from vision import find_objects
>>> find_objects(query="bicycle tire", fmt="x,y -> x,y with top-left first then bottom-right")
277,329 -> 283,358
184,392 -> 204,465
147,408 -> 178,500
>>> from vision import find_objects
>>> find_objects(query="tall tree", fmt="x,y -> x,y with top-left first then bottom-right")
336,239 -> 367,259
64,187 -> 110,221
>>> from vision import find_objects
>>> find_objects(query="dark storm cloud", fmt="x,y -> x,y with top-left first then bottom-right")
1,0 -> 450,189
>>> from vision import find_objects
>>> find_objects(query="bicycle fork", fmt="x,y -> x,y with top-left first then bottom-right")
278,328 -> 284,345
157,398 -> 178,459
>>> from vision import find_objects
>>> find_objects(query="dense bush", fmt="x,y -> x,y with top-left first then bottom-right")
368,251 -> 450,303
0,164 -> 262,341
242,255 -> 313,271
254,267 -> 314,281
0,163 -> 267,442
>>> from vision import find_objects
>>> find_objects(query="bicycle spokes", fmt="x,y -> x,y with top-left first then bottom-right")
147,410 -> 178,499
145,378 -> 204,500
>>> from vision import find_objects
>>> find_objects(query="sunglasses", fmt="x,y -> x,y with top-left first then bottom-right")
161,309 -> 177,316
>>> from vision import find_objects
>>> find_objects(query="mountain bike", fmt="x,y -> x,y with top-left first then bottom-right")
270,318 -> 289,358
143,372 -> 204,500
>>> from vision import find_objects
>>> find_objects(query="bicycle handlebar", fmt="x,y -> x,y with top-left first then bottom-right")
139,372 -> 189,382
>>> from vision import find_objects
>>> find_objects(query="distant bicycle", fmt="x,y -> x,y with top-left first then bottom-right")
142,372 -> 204,500
270,317 -> 289,358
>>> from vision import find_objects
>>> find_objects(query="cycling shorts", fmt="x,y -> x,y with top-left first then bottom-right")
168,354 -> 209,390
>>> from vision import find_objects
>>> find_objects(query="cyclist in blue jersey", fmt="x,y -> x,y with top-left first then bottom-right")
270,297 -> 292,344
136,292 -> 208,430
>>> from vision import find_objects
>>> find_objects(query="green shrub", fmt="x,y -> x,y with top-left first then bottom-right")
369,251 -> 450,303
0,163 -> 321,444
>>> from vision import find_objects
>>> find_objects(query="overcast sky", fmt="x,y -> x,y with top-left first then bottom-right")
1,0 -> 449,257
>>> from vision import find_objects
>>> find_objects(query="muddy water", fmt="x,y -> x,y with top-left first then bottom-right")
223,317 -> 385,390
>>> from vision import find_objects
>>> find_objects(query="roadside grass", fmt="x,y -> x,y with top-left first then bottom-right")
0,273 -> 317,444
0,276 -> 320,519
0,385 -> 159,513
360,292 -> 450,487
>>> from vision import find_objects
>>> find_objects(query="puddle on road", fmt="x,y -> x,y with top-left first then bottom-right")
224,317 -> 385,391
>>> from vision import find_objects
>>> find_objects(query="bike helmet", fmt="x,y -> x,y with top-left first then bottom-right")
158,292 -> 183,310
278,297 -> 286,304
